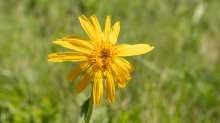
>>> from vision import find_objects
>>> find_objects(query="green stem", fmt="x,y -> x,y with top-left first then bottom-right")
85,85 -> 95,123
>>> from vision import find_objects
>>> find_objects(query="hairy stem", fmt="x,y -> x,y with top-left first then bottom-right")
85,85 -> 95,123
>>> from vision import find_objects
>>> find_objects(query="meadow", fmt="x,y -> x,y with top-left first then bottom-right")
0,0 -> 220,122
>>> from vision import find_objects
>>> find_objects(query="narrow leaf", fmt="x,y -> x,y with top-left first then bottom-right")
80,97 -> 90,121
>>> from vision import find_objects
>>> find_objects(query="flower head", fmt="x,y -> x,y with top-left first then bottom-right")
48,15 -> 154,106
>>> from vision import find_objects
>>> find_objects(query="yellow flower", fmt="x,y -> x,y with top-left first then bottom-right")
48,15 -> 154,106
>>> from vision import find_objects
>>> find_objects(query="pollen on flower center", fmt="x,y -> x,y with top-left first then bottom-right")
90,41 -> 117,69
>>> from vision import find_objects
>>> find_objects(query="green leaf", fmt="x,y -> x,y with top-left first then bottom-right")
80,97 -> 90,121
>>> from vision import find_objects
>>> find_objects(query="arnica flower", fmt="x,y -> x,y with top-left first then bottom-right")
48,15 -> 154,106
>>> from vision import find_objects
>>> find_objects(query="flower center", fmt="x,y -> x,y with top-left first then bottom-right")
90,41 -> 117,69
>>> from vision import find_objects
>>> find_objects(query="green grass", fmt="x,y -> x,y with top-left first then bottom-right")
0,0 -> 220,122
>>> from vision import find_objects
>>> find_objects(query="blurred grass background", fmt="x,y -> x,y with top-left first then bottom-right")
0,0 -> 220,122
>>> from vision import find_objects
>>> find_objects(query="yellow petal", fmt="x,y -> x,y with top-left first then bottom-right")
63,36 -> 95,49
109,62 -> 131,88
63,36 -> 90,41
53,36 -> 94,54
113,62 -> 131,82
74,65 -> 96,93
115,58 -> 135,73
89,15 -> 102,35
111,70 -> 126,88
93,69 -> 103,106
110,66 -> 126,88
79,15 -> 100,44
116,82 -> 126,88
48,52 -> 88,62
109,21 -> 120,44
117,44 -> 154,56
105,69 -> 115,103
103,16 -> 111,42
67,61 -> 91,82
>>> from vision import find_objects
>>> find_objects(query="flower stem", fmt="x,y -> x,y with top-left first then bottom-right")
85,85 -> 95,123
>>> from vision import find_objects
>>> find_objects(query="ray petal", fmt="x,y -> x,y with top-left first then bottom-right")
115,58 -> 135,73
74,65 -> 96,93
53,38 -> 94,54
79,15 -> 100,44
105,69 -> 115,103
117,44 -> 154,56
63,36 -> 95,49
48,52 -> 89,62
109,62 -> 131,88
109,21 -> 120,44
89,15 -> 102,35
103,16 -> 111,42
93,69 -> 104,106
67,61 -> 91,82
